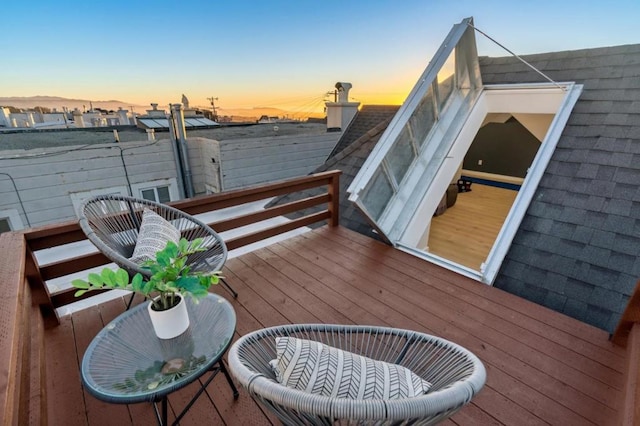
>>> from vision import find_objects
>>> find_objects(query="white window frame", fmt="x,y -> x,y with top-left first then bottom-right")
130,178 -> 179,203
0,208 -> 24,232
396,83 -> 582,284
69,185 -> 129,216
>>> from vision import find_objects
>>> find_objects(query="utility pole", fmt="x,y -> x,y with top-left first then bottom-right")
325,90 -> 338,102
207,97 -> 219,121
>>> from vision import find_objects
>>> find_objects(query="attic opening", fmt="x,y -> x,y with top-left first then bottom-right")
347,18 -> 582,284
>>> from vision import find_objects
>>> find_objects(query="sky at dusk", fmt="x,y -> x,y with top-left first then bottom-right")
2,0 -> 639,114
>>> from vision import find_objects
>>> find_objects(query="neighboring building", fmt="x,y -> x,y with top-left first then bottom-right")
272,19 -> 639,332
192,132 -> 341,193
0,123 -> 339,231
0,106 -> 133,129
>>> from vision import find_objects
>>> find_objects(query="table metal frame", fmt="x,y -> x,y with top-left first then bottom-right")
81,293 -> 238,426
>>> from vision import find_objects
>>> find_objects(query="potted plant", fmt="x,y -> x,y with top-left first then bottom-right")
72,238 -> 221,339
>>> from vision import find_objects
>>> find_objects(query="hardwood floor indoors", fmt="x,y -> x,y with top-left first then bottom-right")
427,184 -> 518,270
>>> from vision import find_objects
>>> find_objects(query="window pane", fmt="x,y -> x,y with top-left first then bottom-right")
386,125 -> 415,185
361,168 -> 394,221
409,85 -> 437,147
141,189 -> 156,201
0,218 -> 10,234
456,47 -> 471,96
437,50 -> 456,112
157,186 -> 171,203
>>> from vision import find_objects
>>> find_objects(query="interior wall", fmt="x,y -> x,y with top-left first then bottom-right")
463,117 -> 541,178
512,113 -> 554,141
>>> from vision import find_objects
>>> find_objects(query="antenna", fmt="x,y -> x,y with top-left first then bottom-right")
207,96 -> 219,121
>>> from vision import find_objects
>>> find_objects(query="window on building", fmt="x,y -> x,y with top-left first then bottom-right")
0,218 -> 11,234
141,186 -> 171,203
0,209 -> 24,234
70,186 -> 128,215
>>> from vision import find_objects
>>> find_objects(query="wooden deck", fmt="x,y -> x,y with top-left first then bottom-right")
428,184 -> 518,270
45,225 -> 624,426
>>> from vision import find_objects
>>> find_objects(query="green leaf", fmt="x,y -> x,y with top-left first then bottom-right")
115,269 -> 129,288
131,273 -> 144,292
176,276 -> 200,292
74,289 -> 88,297
88,273 -> 104,286
142,280 -> 155,294
156,252 -> 170,267
188,238 -> 206,253
190,287 -> 208,299
164,241 -> 178,259
72,279 -> 90,289
178,238 -> 189,253
101,269 -> 117,287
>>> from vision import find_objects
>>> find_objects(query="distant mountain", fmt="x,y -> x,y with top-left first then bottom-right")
0,96 -> 325,121
0,96 -> 148,113
212,106 -> 324,121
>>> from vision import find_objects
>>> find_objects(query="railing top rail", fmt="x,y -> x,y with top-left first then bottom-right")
24,170 -> 342,250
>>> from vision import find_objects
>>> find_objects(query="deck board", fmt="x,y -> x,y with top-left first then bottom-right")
45,226 -> 622,425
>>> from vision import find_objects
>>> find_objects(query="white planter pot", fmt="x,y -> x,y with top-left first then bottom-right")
148,295 -> 190,339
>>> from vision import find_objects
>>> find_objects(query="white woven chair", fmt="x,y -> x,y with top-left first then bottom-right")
228,324 -> 486,425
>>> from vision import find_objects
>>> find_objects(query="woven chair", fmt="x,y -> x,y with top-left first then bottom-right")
228,324 -> 486,425
77,194 -> 237,303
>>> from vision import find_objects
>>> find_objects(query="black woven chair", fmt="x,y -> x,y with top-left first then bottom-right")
77,194 -> 237,306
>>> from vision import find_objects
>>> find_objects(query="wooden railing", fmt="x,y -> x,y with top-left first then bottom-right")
612,279 -> 640,426
0,233 -> 48,425
0,170 -> 340,425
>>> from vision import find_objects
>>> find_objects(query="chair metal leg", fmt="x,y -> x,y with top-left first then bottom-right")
126,292 -> 136,310
220,277 -> 238,299
219,360 -> 239,399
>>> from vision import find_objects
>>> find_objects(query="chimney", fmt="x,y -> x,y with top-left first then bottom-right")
325,82 -> 360,132
146,103 -> 165,118
0,107 -> 11,127
73,109 -> 85,128
117,108 -> 129,125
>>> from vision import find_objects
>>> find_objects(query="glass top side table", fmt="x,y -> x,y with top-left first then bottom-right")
81,293 -> 238,425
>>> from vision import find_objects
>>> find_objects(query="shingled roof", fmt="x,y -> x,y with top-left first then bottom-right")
326,105 -> 401,160
481,44 -> 640,332
269,105 -> 399,240
276,44 -> 639,332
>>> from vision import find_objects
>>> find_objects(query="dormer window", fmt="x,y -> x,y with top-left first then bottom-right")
348,18 -> 582,284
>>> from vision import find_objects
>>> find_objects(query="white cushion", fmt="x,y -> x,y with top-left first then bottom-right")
270,337 -> 431,400
129,209 -> 180,263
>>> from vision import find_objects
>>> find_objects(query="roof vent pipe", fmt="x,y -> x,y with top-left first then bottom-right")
171,103 -> 195,198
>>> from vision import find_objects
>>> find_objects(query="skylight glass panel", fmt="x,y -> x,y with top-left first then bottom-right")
361,169 -> 394,221
386,126 -> 415,185
409,86 -> 436,147
436,51 -> 456,112
348,17 -> 483,243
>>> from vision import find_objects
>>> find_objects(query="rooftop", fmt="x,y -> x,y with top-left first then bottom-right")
2,171 -> 637,425
0,122 -> 327,151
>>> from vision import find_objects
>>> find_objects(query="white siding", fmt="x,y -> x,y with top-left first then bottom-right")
0,139 -> 180,228
218,133 -> 340,190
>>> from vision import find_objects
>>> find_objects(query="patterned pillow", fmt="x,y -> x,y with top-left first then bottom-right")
270,337 -> 431,400
129,209 -> 180,264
